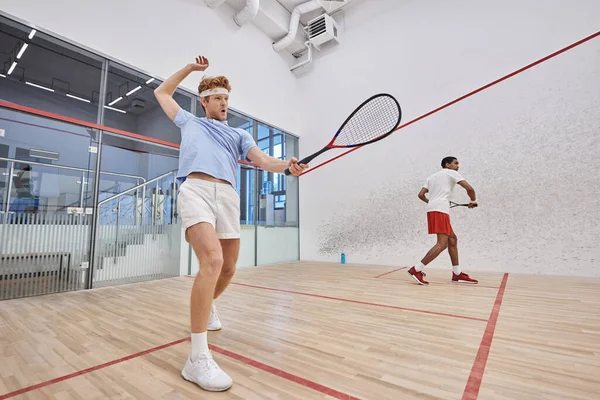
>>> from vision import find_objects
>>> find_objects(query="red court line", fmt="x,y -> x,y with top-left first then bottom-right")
211,345 -> 360,400
299,30 -> 600,176
462,273 -> 509,400
373,266 -> 408,278
0,338 -> 189,400
380,277 -> 500,289
231,281 -> 487,322
0,338 -> 358,400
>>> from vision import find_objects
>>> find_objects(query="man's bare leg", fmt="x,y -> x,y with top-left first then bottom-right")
447,232 -> 459,267
409,234 -> 449,285
188,223 -> 223,334
421,234 -> 449,265
181,222 -> 232,391
214,238 -> 239,299
206,239 -> 240,331
447,232 -> 477,283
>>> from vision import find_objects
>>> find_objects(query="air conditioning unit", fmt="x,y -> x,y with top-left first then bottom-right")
305,13 -> 340,50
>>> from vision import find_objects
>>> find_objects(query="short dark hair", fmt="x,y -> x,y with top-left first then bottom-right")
441,156 -> 457,168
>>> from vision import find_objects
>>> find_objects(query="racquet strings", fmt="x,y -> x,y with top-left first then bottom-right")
332,95 -> 400,147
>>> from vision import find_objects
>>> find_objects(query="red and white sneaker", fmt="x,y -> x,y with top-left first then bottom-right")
452,272 -> 478,284
408,266 -> 429,285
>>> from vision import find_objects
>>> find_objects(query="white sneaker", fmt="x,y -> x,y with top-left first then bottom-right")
181,353 -> 233,391
208,304 -> 222,331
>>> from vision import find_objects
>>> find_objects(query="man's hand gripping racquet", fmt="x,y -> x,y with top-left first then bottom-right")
450,201 -> 478,209
284,93 -> 402,175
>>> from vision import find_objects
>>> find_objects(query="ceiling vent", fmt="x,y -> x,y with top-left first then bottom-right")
317,0 -> 349,13
305,13 -> 340,49
131,99 -> 146,109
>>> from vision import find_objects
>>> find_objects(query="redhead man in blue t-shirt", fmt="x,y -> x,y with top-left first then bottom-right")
154,56 -> 307,392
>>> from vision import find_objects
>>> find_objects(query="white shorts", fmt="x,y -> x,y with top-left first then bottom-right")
178,178 -> 240,240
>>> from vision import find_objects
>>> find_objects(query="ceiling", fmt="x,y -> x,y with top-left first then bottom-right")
0,16 -> 176,118
221,0 -> 356,56
275,0 -> 345,24
0,1 -> 359,122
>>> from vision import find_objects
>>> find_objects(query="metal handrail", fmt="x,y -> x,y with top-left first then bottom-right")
98,170 -> 177,206
0,156 -> 146,182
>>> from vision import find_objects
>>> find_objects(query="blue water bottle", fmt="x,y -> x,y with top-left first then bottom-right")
341,253 -> 346,264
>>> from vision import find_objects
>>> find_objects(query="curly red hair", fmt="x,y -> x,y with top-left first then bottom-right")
198,76 -> 231,94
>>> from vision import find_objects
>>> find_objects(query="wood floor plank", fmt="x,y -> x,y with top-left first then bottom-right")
476,273 -> 600,400
5,344 -> 330,400
1,261 -> 599,399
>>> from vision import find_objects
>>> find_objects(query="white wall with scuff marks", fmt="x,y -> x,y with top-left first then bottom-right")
295,0 -> 600,276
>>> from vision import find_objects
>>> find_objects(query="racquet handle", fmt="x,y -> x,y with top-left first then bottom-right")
283,147 -> 328,176
284,157 -> 310,176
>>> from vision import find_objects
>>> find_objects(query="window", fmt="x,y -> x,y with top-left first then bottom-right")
225,109 -> 252,129
255,122 -> 298,225
0,12 -> 300,233
225,110 -> 254,224
274,194 -> 286,209
0,15 -> 104,124
0,143 -> 9,212
103,62 -> 193,143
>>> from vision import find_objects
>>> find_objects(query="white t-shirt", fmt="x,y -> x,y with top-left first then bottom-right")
423,169 -> 465,215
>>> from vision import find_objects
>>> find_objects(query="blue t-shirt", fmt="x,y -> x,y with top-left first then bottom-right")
174,109 -> 257,188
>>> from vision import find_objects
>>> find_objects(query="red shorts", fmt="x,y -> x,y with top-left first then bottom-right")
427,211 -> 453,235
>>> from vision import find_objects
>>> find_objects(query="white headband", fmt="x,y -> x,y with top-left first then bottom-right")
199,87 -> 230,97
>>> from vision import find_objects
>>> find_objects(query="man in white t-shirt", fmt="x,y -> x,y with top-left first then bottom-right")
407,157 -> 479,285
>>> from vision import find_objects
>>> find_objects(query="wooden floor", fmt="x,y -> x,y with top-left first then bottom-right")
0,262 -> 599,399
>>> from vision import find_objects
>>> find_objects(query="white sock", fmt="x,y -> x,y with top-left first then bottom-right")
453,265 -> 461,275
415,262 -> 425,272
191,331 -> 209,361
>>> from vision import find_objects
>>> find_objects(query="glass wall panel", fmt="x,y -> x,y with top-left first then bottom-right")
238,165 -> 256,268
256,128 -> 300,265
0,106 -> 97,215
99,133 -> 179,225
94,135 -> 180,288
1,11 -> 301,297
103,61 -> 193,143
0,106 -> 97,300
0,15 -> 103,124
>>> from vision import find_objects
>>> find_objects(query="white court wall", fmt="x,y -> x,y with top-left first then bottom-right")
0,0 -> 302,136
296,0 -> 600,276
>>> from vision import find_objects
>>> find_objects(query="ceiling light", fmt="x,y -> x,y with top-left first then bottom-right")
126,86 -> 142,96
104,105 -> 126,114
108,96 -> 123,106
7,62 -> 17,75
66,93 -> 91,103
30,149 -> 60,161
0,73 -> 5,78
145,78 -> 155,84
26,81 -> 54,92
28,29 -> 36,39
17,43 -> 28,59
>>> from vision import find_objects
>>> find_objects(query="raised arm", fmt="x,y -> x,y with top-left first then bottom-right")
246,147 -> 307,176
154,56 -> 209,120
